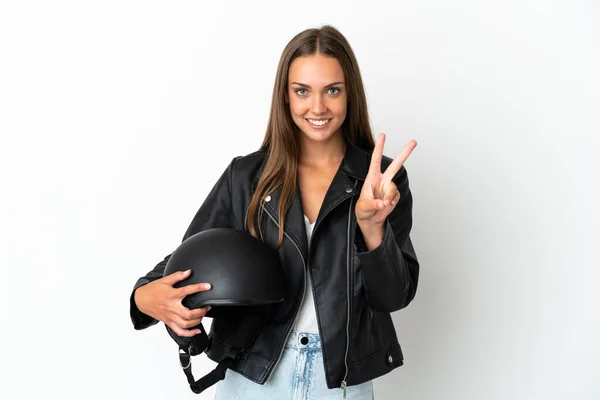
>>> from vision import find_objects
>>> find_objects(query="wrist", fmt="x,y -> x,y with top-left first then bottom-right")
357,220 -> 384,235
357,221 -> 385,251
134,285 -> 149,313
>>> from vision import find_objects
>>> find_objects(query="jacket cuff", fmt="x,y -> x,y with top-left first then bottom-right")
130,281 -> 159,330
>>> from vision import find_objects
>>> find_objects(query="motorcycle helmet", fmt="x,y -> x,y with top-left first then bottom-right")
162,228 -> 284,394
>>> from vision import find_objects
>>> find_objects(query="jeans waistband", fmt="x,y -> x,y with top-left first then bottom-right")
286,331 -> 321,350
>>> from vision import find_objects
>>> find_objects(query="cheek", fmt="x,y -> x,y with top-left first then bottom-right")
330,98 -> 348,118
289,98 -> 309,117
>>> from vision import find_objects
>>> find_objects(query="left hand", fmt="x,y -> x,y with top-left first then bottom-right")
355,133 -> 417,227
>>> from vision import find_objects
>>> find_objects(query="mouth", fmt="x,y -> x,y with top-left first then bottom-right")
305,118 -> 331,128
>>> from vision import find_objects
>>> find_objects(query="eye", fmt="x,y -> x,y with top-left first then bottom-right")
295,88 -> 308,96
327,87 -> 341,95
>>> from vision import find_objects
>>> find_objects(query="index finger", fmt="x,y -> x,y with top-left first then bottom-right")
177,282 -> 212,298
368,133 -> 386,176
383,140 -> 417,181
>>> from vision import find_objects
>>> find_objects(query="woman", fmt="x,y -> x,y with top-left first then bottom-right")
130,25 -> 419,399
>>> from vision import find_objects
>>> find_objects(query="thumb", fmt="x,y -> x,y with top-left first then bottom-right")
163,269 -> 191,286
357,198 -> 382,216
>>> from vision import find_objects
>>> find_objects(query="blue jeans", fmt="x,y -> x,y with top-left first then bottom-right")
214,331 -> 374,399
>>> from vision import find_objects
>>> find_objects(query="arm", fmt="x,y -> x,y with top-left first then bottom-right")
129,157 -> 239,330
355,165 -> 419,313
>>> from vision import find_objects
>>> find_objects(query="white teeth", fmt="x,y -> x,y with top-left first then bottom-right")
307,119 -> 330,126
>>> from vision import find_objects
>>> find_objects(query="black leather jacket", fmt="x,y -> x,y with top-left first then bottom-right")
129,139 -> 419,390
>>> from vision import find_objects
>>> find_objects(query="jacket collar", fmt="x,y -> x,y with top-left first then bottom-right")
339,139 -> 371,182
260,139 -> 371,261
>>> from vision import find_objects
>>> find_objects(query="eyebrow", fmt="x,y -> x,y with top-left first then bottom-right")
290,81 -> 345,88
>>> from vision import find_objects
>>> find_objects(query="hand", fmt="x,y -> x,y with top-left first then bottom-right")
355,133 -> 417,227
134,269 -> 212,337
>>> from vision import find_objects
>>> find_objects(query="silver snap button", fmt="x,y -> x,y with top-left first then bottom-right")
345,187 -> 353,193
388,355 -> 393,363
265,195 -> 272,202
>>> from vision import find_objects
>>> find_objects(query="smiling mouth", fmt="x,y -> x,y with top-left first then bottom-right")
306,118 -> 331,127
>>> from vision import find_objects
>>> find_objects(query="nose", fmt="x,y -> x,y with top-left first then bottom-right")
310,94 -> 327,115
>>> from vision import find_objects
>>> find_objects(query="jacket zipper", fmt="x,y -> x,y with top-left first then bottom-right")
262,183 -> 357,394
340,191 -> 356,399
307,187 -> 358,397
261,205 -> 307,384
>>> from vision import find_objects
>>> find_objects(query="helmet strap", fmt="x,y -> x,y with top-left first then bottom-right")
177,323 -> 244,394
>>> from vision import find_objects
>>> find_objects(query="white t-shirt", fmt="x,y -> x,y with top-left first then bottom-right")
293,215 -> 319,333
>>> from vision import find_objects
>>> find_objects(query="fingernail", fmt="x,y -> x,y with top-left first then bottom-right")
205,283 -> 212,290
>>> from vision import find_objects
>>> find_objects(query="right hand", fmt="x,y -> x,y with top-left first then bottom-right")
134,269 -> 212,337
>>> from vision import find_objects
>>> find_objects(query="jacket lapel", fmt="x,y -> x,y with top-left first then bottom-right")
262,182 -> 309,262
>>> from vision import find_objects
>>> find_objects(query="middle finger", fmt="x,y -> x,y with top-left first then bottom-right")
383,140 -> 417,181
181,305 -> 212,321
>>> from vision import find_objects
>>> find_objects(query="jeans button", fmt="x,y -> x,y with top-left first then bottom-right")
300,336 -> 309,345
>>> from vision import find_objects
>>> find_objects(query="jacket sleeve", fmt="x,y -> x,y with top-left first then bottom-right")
354,165 -> 419,313
129,157 -> 240,330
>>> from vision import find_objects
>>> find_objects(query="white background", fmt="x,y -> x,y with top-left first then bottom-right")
1,1 -> 599,399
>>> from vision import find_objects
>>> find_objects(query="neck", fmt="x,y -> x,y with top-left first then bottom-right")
299,131 -> 346,167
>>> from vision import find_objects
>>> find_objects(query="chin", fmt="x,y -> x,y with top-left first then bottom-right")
302,130 -> 339,142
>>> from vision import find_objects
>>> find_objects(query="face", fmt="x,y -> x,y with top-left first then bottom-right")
287,54 -> 347,143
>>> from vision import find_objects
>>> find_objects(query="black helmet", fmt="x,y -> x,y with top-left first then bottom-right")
162,228 -> 284,394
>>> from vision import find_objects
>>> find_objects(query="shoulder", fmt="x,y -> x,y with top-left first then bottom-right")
231,148 -> 267,169
228,148 -> 268,187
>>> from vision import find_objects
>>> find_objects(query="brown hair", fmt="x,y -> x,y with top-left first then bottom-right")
246,25 -> 375,247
